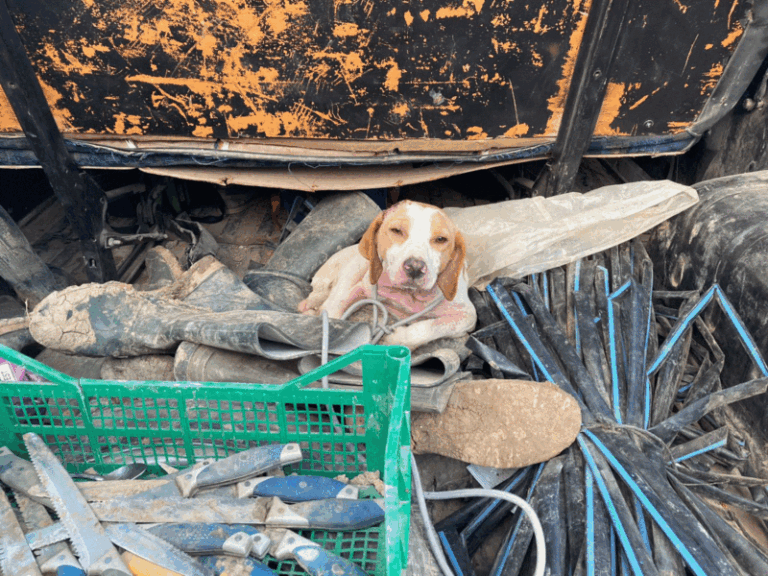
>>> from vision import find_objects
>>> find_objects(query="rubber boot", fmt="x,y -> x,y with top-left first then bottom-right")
101,355 -> 176,381
29,282 -> 370,358
0,204 -> 67,307
159,256 -> 281,312
244,192 -> 380,311
139,246 -> 183,291
174,342 -> 300,384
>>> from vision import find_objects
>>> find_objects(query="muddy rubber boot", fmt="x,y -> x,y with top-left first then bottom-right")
139,246 -> 183,291
174,342 -> 300,384
29,282 -> 370,358
411,379 -> 582,468
101,355 -> 176,381
159,256 -> 282,312
0,204 -> 67,307
244,192 -> 380,311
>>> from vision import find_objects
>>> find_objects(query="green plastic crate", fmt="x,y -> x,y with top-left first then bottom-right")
0,343 -> 412,576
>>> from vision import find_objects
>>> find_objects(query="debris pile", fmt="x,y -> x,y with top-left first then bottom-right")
432,238 -> 768,576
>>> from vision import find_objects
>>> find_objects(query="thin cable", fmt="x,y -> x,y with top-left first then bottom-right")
411,453 -> 547,576
320,309 -> 329,389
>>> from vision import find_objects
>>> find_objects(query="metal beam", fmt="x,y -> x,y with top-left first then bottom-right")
533,0 -> 633,197
0,0 -> 116,282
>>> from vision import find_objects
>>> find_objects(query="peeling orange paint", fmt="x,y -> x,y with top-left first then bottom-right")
466,126 -> 487,139
628,94 -> 649,111
503,123 -> 530,137
544,0 -> 594,136
384,62 -> 402,91
721,21 -> 743,48
671,0 -> 689,14
531,5 -> 550,34
701,62 -> 724,93
333,22 -> 360,37
594,82 -> 627,136
420,9 -> 431,21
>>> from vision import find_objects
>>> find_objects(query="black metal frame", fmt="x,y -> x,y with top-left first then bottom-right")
0,0 -> 115,282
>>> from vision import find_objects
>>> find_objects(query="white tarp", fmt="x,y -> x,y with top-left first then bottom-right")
444,180 -> 699,287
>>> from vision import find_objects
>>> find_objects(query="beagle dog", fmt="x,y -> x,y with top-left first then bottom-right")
298,200 -> 477,350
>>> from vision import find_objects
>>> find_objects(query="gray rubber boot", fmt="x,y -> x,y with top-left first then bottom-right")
174,342 -> 300,384
244,192 -> 380,311
160,256 -> 281,312
29,282 -> 370,358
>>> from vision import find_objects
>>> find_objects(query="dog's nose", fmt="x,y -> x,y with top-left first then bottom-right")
403,257 -> 427,280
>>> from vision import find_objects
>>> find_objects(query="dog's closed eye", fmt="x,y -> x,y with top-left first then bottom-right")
433,236 -> 448,244
390,227 -> 404,236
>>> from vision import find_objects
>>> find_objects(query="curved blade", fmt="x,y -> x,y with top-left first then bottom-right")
24,433 -> 131,575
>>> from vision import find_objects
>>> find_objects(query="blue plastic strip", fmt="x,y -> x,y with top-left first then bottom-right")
586,465 -> 596,576
487,285 -> 552,383
577,435 -> 646,576
634,497 -> 652,553
643,378 -> 652,430
489,463 -> 545,576
438,532 -> 465,576
582,430 -> 709,576
674,438 -> 728,463
542,272 -> 550,311
462,467 -> 529,535
599,268 -> 623,424
714,286 -> 768,376
610,530 -> 617,576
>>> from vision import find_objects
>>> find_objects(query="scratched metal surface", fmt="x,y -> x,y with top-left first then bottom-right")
0,0 -> 749,143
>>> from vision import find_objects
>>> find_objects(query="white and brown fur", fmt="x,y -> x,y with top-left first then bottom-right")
299,200 -> 477,350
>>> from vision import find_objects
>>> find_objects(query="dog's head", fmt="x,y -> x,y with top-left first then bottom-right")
358,200 -> 466,300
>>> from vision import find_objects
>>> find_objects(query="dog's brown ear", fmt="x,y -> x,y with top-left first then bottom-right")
359,212 -> 386,284
437,230 -> 466,301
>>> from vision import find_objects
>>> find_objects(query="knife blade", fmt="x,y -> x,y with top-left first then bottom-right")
24,432 -> 132,576
146,523 -> 272,559
174,443 -> 303,497
103,524 -> 214,576
14,491 -> 83,575
265,529 -> 368,576
0,487 -> 43,576
237,475 -> 359,502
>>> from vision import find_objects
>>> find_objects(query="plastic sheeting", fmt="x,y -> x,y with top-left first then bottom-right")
444,180 -> 699,287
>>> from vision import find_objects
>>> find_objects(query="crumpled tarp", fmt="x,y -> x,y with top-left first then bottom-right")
444,180 -> 698,287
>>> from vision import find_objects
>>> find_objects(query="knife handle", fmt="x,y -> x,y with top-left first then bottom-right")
238,476 -> 359,502
147,523 -> 272,559
121,551 -> 183,576
55,568 -> 86,576
272,530 -> 367,576
175,444 -> 303,497
265,498 -> 386,531
198,555 -> 278,576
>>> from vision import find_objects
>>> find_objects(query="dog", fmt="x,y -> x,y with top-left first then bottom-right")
298,200 -> 477,350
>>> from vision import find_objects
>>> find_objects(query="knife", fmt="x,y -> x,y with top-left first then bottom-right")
14,491 -> 84,575
27,496 -> 386,547
0,486 -> 43,576
103,524 -> 214,576
146,523 -> 272,559
24,432 -> 132,576
265,529 -> 368,576
88,495 -> 385,530
198,555 -> 278,576
237,475 -> 359,502
174,443 -> 303,497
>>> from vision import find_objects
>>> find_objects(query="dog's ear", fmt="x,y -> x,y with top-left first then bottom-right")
359,212 -> 386,284
436,230 -> 466,301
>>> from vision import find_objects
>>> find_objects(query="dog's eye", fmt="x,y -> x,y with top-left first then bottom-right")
390,227 -> 404,235
434,236 -> 449,244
